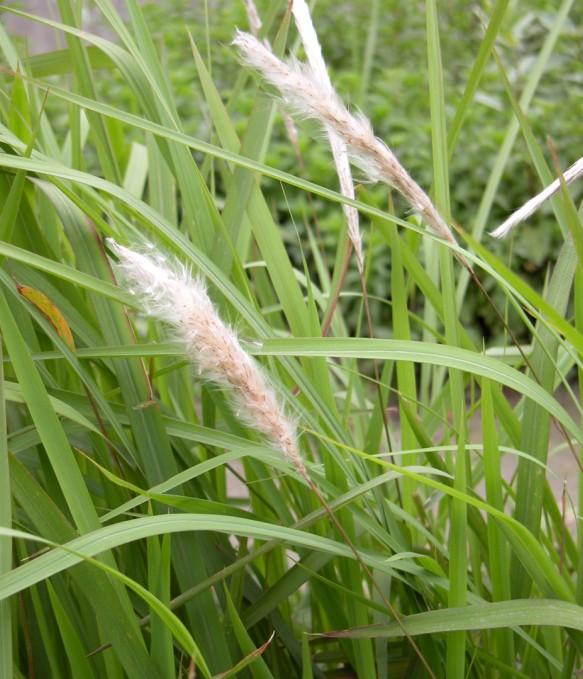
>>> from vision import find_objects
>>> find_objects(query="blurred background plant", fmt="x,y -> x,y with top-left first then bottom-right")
11,0 -> 583,342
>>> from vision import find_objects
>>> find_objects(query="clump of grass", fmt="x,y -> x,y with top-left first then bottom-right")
0,1 -> 582,678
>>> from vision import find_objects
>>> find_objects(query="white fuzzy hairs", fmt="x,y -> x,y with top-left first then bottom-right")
239,3 -> 582,246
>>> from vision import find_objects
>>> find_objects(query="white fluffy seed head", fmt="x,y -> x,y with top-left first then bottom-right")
108,239 -> 307,478
233,30 -> 457,247
491,156 -> 583,238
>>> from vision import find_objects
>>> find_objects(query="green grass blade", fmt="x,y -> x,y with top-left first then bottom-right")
426,2 -> 468,674
54,0 -> 121,183
0,289 -> 156,678
253,337 -> 583,443
0,289 -> 99,532
0,339 -> 11,677
447,0 -> 509,157
482,380 -> 515,665
46,581 -> 97,679
148,534 -> 175,678
512,241 -> 577,597
316,599 -> 583,639
224,587 -> 275,679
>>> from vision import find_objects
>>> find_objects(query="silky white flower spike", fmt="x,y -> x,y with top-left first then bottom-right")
233,30 -> 457,248
108,239 -> 307,479
491,156 -> 583,238
291,0 -> 363,272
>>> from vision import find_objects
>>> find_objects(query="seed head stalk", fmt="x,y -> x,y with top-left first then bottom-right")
491,155 -> 583,238
289,0 -> 396,533
291,0 -> 363,273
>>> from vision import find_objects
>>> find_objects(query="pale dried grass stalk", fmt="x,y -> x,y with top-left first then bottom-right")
491,156 -> 583,238
242,0 -> 305,186
291,0 -> 363,271
243,0 -> 263,38
233,30 -> 457,247
108,240 -> 307,478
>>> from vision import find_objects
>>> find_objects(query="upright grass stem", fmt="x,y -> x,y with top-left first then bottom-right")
0,340 -> 11,677
290,0 -> 363,273
426,2 -> 467,675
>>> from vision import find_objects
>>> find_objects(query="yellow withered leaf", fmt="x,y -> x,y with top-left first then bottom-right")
16,283 -> 76,351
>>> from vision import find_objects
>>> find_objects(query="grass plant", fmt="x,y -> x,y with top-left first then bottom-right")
0,1 -> 582,677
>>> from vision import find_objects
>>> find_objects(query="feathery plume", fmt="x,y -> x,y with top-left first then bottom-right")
108,240 -> 307,478
491,156 -> 583,238
291,0 -> 363,271
233,30 -> 457,247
